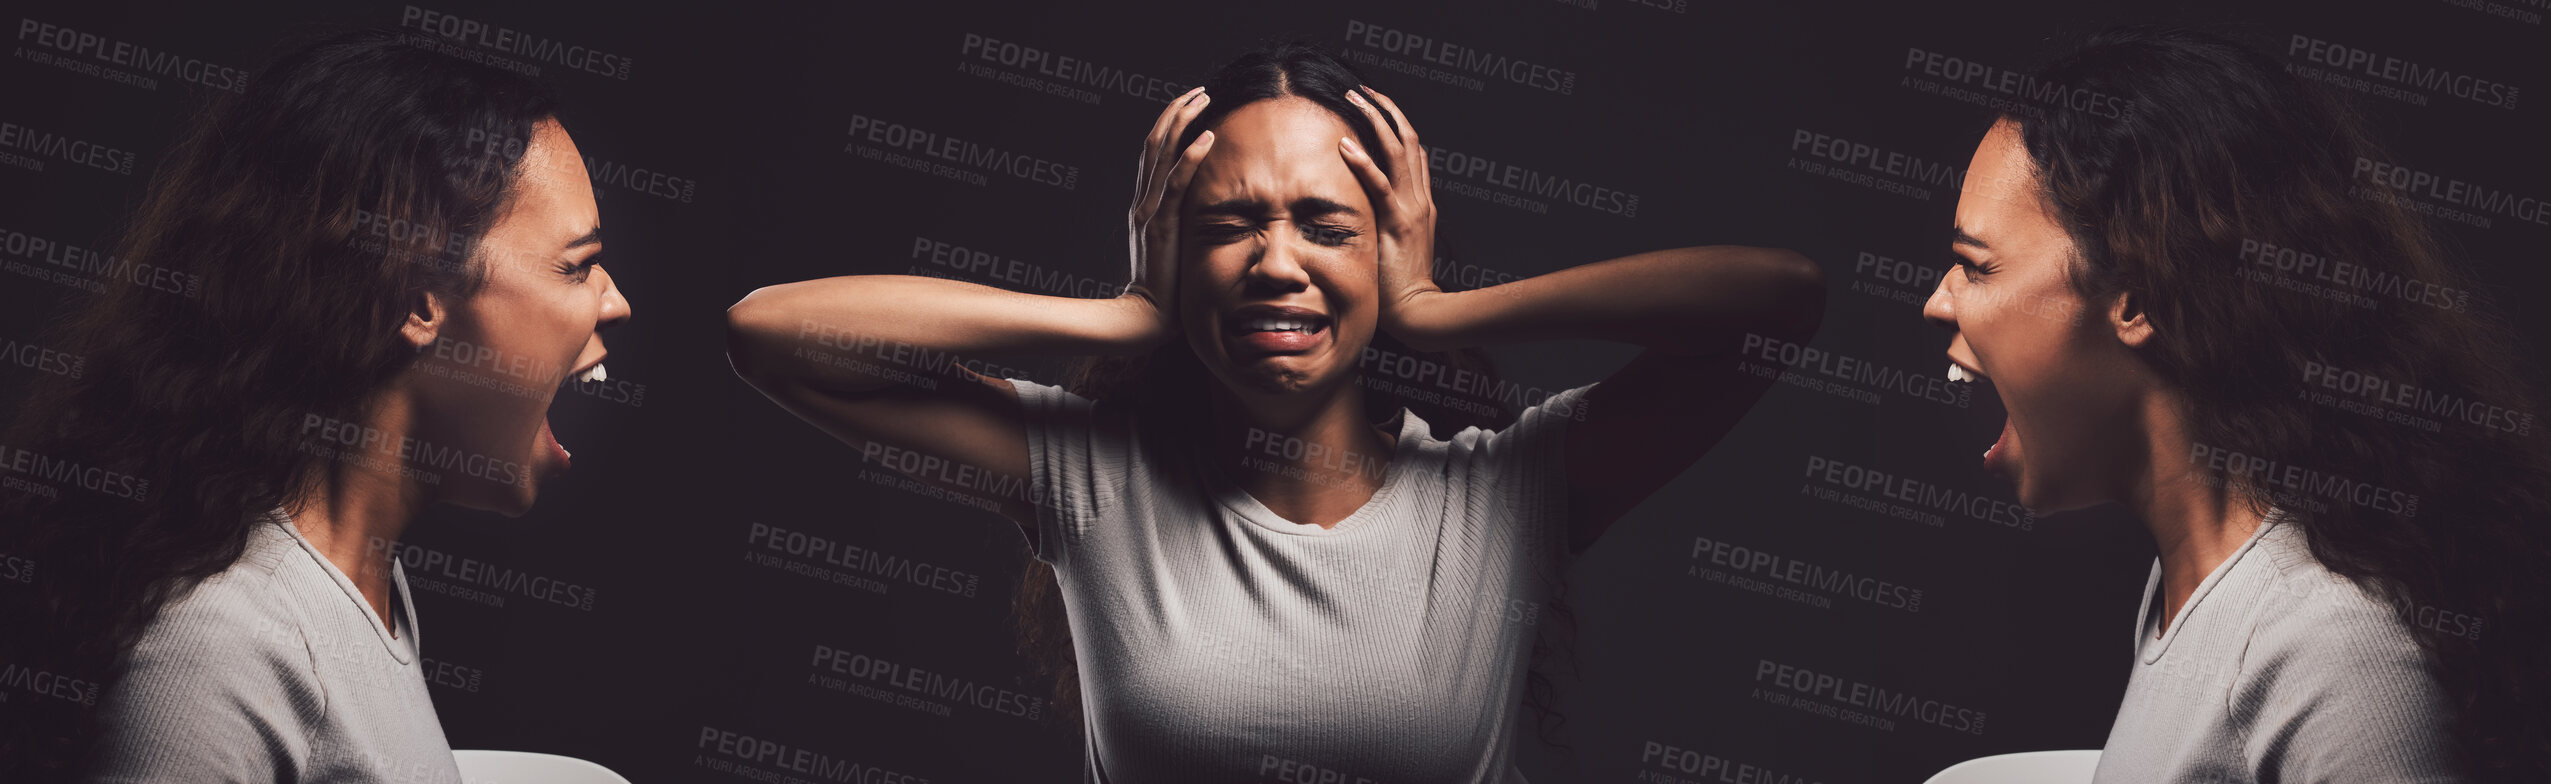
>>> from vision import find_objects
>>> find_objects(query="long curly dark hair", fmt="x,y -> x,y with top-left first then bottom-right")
1011,40 -> 1584,754
0,28 -> 558,781
2010,26 -> 2550,780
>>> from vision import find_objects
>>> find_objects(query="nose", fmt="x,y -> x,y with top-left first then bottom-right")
1921,266 -> 1956,331
595,264 -> 632,329
1243,227 -> 1313,293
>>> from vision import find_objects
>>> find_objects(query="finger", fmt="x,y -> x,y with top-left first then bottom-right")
1414,135 -> 1431,196
1156,130 -> 1217,230
1141,131 -> 1212,309
1143,86 -> 1203,170
1138,87 -> 1207,209
1343,87 -> 1405,165
1137,87 -> 1194,192
1362,86 -> 1418,151
1359,86 -> 1428,196
1379,91 -> 1434,198
1337,135 -> 1393,216
1142,89 -> 1213,215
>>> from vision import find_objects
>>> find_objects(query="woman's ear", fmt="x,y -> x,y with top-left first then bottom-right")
401,289 -> 447,352
2110,289 -> 2154,348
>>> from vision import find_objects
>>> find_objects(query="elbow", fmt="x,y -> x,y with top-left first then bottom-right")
1762,248 -> 1826,341
724,287 -> 786,389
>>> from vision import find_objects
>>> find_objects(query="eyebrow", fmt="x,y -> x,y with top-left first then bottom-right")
1193,197 -> 1365,220
564,226 -> 603,251
1950,227 -> 1989,250
1291,197 -> 1361,220
1192,199 -> 1255,218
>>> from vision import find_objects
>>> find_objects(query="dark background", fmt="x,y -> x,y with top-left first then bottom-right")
4,1 -> 2542,781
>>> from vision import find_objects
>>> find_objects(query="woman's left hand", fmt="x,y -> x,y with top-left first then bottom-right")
1338,85 -> 1441,340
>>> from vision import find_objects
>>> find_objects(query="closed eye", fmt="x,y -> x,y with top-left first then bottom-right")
563,253 -> 602,283
1197,222 -> 1254,243
1306,225 -> 1358,247
1952,254 -> 1995,280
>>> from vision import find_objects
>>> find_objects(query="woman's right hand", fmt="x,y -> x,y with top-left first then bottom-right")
1124,85 -> 1216,341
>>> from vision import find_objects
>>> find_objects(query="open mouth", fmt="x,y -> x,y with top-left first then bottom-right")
538,357 -> 609,471
1223,307 -> 1332,357
1945,358 -> 2016,475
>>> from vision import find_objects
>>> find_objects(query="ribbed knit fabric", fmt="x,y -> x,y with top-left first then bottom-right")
91,510 -> 461,783
2093,508 -> 2461,783
1010,377 -> 1596,784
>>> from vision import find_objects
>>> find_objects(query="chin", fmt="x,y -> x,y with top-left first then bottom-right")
496,486 -> 541,516
1241,363 -> 1320,393
1204,349 -> 1313,394
446,483 -> 540,518
2014,475 -> 2105,517
444,443 -> 550,516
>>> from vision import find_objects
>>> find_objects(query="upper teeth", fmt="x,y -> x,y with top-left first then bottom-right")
573,363 -> 608,384
1947,363 -> 1977,383
1245,318 -> 1315,333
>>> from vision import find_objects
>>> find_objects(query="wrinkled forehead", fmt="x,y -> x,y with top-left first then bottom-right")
1190,97 -> 1368,209
1955,120 -> 2055,235
512,119 -> 590,195
487,119 -> 600,253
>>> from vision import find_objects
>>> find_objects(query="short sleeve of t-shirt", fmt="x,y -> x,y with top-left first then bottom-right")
1006,377 -> 1133,568
1471,381 -> 1598,557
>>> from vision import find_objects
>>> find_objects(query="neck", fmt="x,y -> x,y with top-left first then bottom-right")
283,394 -> 431,631
1206,373 -> 1398,529
2128,393 -> 2265,634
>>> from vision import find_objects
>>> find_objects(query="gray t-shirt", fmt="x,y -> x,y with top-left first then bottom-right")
92,510 -> 462,783
2093,508 -> 2461,783
1010,377 -> 1596,784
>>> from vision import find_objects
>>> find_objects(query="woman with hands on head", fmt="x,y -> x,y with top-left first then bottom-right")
726,42 -> 1823,783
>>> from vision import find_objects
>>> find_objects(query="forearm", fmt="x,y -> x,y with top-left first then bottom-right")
726,275 -> 1165,394
1392,245 -> 1825,356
